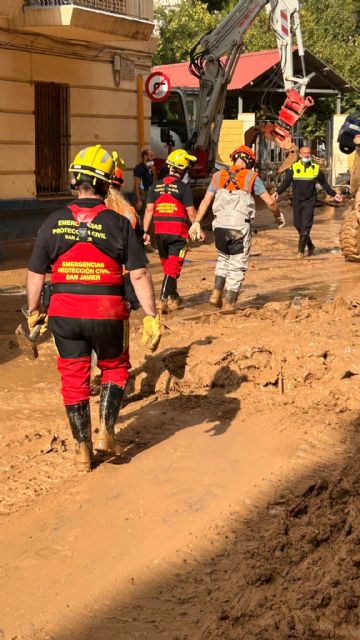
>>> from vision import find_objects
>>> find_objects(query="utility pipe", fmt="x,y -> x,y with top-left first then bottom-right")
137,74 -> 145,156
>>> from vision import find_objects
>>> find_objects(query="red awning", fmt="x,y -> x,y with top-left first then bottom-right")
152,49 -> 281,91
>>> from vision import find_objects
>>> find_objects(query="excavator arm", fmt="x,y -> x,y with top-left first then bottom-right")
188,0 -> 315,178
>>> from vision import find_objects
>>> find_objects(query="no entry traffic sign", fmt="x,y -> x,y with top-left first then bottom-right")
145,71 -> 171,102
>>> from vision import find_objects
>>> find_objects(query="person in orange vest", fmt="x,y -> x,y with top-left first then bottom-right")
143,149 -> 197,314
189,145 -> 285,310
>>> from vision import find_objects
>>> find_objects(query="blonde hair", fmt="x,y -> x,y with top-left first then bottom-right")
105,187 -> 137,227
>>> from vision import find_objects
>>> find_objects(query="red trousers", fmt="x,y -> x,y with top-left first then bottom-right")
156,233 -> 188,279
48,316 -> 130,405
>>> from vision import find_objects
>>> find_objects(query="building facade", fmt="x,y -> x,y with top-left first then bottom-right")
0,0 -> 155,203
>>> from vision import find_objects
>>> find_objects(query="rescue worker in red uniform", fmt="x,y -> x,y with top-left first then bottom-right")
143,149 -> 197,314
26,145 -> 161,472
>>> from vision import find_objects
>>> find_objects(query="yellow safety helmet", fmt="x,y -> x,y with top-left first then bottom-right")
69,145 -> 115,184
166,149 -> 197,171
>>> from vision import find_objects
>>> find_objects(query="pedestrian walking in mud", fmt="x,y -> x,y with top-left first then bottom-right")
189,145 -> 285,310
133,147 -> 157,219
26,144 -> 161,472
274,145 -> 343,258
143,148 -> 198,314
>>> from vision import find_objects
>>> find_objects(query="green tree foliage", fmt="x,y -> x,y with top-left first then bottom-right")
244,0 -> 360,88
298,98 -> 335,141
243,8 -> 276,51
155,0 -> 360,95
153,0 -> 360,138
202,0 -> 235,10
244,1 -> 360,108
300,0 -> 360,112
153,0 -> 221,65
242,1 -> 360,137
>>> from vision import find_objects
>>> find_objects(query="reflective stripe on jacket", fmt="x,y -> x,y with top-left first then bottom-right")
153,176 -> 190,238
292,160 -> 320,181
49,203 -> 128,320
211,166 -> 258,193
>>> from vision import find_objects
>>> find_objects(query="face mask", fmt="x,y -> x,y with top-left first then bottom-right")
301,156 -> 311,163
146,160 -> 154,167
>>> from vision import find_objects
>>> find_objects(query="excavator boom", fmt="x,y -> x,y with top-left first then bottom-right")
187,0 -> 314,177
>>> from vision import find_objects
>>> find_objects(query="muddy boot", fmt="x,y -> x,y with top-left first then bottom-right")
169,289 -> 183,310
297,235 -> 307,259
157,299 -> 169,314
93,382 -> 125,454
307,237 -> 316,256
159,275 -> 177,315
209,275 -> 226,308
158,275 -> 167,314
65,401 -> 93,472
222,289 -> 239,311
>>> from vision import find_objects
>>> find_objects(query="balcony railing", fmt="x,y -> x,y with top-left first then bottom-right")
25,0 -> 152,20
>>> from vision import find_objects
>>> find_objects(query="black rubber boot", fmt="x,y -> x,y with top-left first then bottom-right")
307,237 -> 315,256
298,235 -> 308,258
209,275 -> 226,308
223,289 -> 239,311
169,285 -> 182,310
93,382 -> 125,454
65,401 -> 93,472
161,275 -> 177,300
159,275 -> 177,314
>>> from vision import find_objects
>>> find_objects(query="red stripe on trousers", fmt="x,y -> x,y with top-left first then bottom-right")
58,351 -> 131,405
97,351 -> 131,386
57,356 -> 91,405
160,255 -> 185,279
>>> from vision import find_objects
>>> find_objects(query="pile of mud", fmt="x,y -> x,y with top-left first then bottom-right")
2,296 -> 360,640
198,450 -> 360,639
125,296 -> 360,400
115,297 -> 360,640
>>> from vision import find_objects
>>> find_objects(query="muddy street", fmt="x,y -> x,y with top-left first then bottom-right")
1,201 -> 360,639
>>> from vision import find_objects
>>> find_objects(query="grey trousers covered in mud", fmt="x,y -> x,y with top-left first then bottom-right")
214,223 -> 252,293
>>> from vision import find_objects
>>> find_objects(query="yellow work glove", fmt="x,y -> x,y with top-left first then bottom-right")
189,221 -> 202,242
141,314 -> 161,352
27,309 -> 48,337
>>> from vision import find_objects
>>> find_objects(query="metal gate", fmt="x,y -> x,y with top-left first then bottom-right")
254,120 -> 287,190
35,82 -> 70,195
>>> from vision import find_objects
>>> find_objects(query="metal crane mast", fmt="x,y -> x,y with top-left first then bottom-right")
188,0 -> 314,174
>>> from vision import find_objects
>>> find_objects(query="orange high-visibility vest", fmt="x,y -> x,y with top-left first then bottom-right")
210,166 -> 258,193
